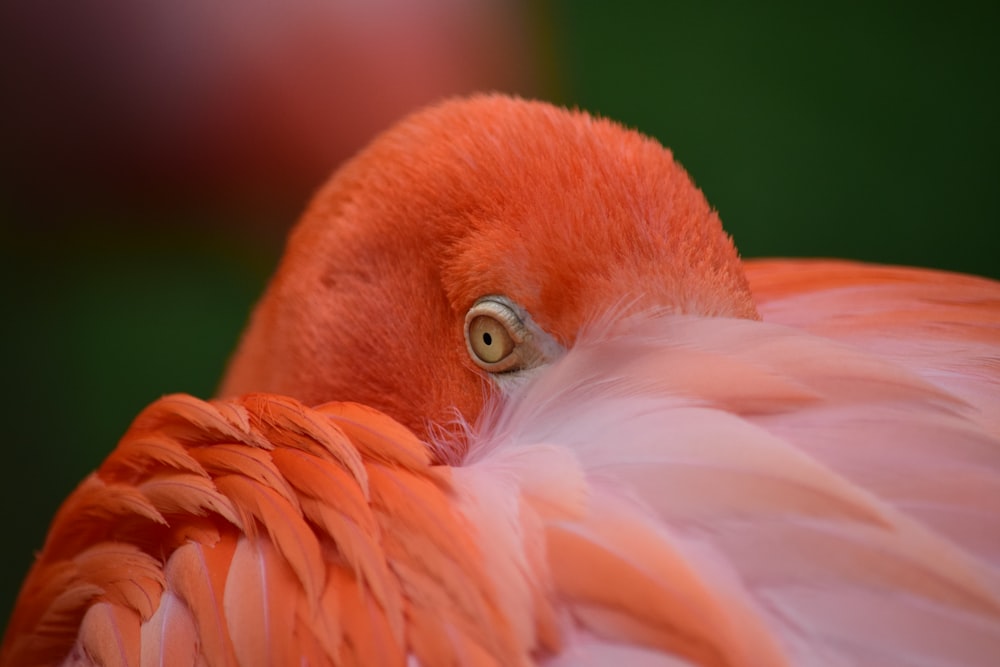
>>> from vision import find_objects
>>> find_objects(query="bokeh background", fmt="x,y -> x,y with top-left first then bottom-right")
2,1 -> 997,633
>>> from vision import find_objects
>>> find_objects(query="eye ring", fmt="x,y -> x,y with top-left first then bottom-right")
464,297 -> 526,372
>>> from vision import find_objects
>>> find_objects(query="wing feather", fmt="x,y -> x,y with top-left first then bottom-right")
746,258 -> 1000,433
223,537 -> 301,667
454,306 -> 1000,665
72,603 -> 140,667
5,260 -> 999,665
161,539 -> 239,666
1,394 -> 523,666
140,591 -> 198,667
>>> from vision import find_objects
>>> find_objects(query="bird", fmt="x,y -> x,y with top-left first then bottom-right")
3,94 -> 999,666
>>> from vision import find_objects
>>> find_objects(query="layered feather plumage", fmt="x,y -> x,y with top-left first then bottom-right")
5,279 -> 1000,664
4,95 -> 1000,665
3,395 -> 521,666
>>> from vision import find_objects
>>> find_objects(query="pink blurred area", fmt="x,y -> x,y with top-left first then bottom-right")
0,0 -> 540,232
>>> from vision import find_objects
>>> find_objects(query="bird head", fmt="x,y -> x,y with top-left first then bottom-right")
219,95 -> 757,461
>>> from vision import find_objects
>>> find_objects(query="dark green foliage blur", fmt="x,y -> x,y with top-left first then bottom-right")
1,1 -> 997,637
0,223 -> 275,634
543,1 -> 999,277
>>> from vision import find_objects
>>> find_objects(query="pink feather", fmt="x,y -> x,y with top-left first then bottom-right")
3,96 -> 999,666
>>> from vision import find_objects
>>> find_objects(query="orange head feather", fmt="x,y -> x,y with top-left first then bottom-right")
219,95 -> 757,456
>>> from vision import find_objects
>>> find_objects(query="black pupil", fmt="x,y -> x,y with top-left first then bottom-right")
482,332 -> 493,346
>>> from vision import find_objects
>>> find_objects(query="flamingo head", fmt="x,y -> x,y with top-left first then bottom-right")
220,95 -> 757,460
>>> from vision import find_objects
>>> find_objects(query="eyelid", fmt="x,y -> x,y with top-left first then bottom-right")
470,296 -> 528,341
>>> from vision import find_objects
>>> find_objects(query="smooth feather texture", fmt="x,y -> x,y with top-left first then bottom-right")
4,95 -> 1000,665
218,94 -> 757,454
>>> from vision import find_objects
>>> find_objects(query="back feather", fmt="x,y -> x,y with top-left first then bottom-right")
454,305 -> 1000,665
4,262 -> 1000,666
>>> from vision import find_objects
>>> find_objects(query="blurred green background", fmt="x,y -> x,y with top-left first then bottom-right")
1,1 -> 997,635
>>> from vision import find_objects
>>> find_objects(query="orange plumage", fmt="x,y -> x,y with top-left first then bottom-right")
3,95 -> 999,666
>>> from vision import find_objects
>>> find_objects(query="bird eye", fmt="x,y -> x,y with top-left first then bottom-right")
464,298 -> 525,372
468,315 -> 515,363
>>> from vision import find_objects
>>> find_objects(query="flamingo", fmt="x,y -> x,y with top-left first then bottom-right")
3,95 -> 999,666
